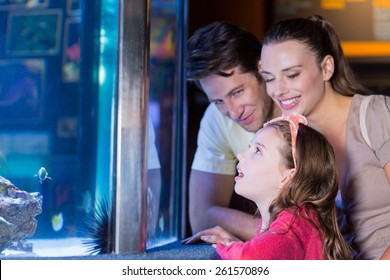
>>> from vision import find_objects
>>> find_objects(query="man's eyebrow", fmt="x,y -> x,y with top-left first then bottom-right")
208,84 -> 244,103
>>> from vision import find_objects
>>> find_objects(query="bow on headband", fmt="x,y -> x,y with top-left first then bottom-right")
264,112 -> 308,168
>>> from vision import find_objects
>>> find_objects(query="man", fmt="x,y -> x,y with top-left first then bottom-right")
187,21 -> 281,240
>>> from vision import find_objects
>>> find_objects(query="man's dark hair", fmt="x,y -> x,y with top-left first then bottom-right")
187,21 -> 262,91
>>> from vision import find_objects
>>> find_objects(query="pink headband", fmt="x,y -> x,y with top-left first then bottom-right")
264,113 -> 308,168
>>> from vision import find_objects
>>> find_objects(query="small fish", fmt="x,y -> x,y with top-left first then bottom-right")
51,213 -> 64,232
35,167 -> 52,184
158,215 -> 164,232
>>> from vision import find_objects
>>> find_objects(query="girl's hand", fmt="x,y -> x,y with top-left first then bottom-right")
181,226 -> 242,245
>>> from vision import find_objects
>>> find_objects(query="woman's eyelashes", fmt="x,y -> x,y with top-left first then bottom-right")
287,72 -> 299,79
262,76 -> 274,83
262,71 -> 300,83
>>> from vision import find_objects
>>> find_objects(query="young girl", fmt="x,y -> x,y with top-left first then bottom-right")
183,113 -> 350,260
260,15 -> 390,259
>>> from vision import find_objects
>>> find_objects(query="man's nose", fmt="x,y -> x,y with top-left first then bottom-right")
225,100 -> 241,120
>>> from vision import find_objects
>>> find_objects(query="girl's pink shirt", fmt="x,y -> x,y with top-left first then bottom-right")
216,206 -> 324,260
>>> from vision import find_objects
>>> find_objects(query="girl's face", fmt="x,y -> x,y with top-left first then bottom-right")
260,40 -> 328,117
234,126 -> 289,205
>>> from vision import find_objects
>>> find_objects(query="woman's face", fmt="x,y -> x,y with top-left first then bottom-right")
260,40 -> 328,117
234,126 -> 287,205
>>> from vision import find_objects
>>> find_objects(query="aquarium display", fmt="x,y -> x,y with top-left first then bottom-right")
0,0 -> 186,257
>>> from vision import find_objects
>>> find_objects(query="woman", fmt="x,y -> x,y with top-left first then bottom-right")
260,15 -> 390,259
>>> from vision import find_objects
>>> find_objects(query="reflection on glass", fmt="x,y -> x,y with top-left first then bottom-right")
147,0 -> 183,248
146,117 -> 161,245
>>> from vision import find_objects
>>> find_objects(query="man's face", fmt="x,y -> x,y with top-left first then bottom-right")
199,67 -> 274,132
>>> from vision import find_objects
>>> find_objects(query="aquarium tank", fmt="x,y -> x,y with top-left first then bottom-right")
0,0 -> 187,257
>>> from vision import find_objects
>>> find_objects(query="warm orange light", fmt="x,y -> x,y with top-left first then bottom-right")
372,0 -> 390,8
341,41 -> 390,57
321,0 -> 345,9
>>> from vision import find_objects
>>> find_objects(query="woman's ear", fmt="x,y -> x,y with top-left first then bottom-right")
321,55 -> 334,81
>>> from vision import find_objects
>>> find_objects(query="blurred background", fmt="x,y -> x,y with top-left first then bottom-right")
0,0 -> 389,257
